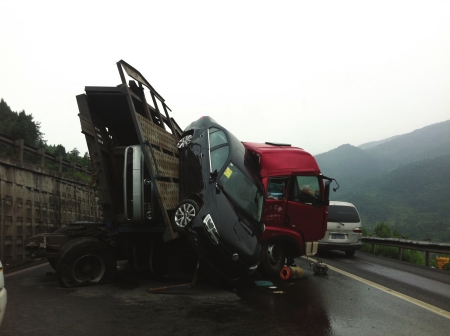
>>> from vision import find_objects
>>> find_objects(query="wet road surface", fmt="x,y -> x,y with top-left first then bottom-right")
315,250 -> 450,313
1,253 -> 450,335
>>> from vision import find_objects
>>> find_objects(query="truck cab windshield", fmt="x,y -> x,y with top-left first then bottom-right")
219,162 -> 264,222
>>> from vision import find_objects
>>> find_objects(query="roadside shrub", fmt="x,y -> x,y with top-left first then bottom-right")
363,222 -> 425,265
402,249 -> 425,265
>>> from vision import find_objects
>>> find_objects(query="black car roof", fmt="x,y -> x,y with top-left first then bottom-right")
185,116 -> 261,184
185,116 -> 242,152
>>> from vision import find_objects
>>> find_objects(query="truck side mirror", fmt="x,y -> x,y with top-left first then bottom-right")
319,174 -> 338,207
323,181 -> 331,206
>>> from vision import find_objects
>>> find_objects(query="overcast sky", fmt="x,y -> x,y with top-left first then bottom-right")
1,0 -> 449,155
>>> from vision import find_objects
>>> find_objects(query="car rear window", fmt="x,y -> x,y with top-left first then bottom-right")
328,205 -> 360,223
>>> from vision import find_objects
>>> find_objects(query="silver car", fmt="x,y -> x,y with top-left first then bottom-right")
318,201 -> 362,257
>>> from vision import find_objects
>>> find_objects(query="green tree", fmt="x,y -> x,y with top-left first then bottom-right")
0,99 -> 43,146
0,98 -> 91,181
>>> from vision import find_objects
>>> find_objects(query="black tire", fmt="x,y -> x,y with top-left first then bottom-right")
173,199 -> 199,232
261,242 -> 286,276
167,239 -> 199,281
47,227 -> 73,270
56,237 -> 117,288
128,242 -> 151,273
149,243 -> 169,279
345,250 -> 356,257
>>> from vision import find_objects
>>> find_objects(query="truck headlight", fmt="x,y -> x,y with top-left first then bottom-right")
203,214 -> 220,244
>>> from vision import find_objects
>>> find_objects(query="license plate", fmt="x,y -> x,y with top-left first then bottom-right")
331,234 -> 345,239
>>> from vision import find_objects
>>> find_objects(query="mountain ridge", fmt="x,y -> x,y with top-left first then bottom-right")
314,119 -> 450,241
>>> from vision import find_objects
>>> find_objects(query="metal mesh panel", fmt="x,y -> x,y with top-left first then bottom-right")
156,181 -> 179,210
136,113 -> 178,153
79,117 -> 96,137
144,148 -> 179,179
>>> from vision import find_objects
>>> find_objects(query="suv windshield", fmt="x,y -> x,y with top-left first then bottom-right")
219,162 -> 264,222
328,205 -> 360,223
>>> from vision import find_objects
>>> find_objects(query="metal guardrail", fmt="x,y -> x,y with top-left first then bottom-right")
362,237 -> 450,267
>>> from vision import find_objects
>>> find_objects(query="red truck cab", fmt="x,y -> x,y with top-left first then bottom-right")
243,142 -> 333,276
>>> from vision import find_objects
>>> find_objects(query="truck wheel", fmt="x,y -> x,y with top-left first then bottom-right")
149,243 -> 169,279
56,237 -> 117,288
173,199 -> 199,231
261,242 -> 286,276
167,240 -> 198,281
345,250 -> 356,257
47,227 -> 73,270
129,242 -> 151,273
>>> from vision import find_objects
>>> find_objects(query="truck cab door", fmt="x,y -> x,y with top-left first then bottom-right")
285,175 -> 327,242
262,177 -> 289,228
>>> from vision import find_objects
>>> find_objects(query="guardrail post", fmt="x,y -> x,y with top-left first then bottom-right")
398,247 -> 403,260
14,139 -> 24,164
372,244 -> 376,255
425,252 -> 430,267
70,162 -> 76,175
37,148 -> 45,168
56,156 -> 63,173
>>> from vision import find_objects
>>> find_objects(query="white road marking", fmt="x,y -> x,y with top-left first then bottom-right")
5,263 -> 49,278
306,257 -> 450,320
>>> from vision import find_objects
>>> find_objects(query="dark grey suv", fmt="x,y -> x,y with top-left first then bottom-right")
174,116 -> 265,281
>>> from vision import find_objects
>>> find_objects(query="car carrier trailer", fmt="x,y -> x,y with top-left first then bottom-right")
26,60 -> 197,287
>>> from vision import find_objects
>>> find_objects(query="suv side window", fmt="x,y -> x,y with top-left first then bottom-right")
211,146 -> 229,173
209,127 -> 228,149
289,176 -> 321,206
209,127 -> 229,173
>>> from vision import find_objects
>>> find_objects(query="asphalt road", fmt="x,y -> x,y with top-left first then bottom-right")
1,252 -> 450,336
316,250 -> 450,313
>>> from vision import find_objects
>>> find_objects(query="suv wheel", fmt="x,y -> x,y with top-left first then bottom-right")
173,199 -> 199,231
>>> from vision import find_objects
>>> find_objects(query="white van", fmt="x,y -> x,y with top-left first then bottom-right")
318,201 -> 362,257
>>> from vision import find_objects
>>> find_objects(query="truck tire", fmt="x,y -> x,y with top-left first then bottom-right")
129,242 -> 151,273
47,226 -> 73,270
149,243 -> 169,279
173,199 -> 199,232
167,239 -> 198,281
56,237 -> 117,288
261,242 -> 286,277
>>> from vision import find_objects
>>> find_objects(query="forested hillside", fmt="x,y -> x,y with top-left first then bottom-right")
0,98 -> 43,146
316,120 -> 450,242
0,98 -> 90,174
315,144 -> 382,189
365,120 -> 450,171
